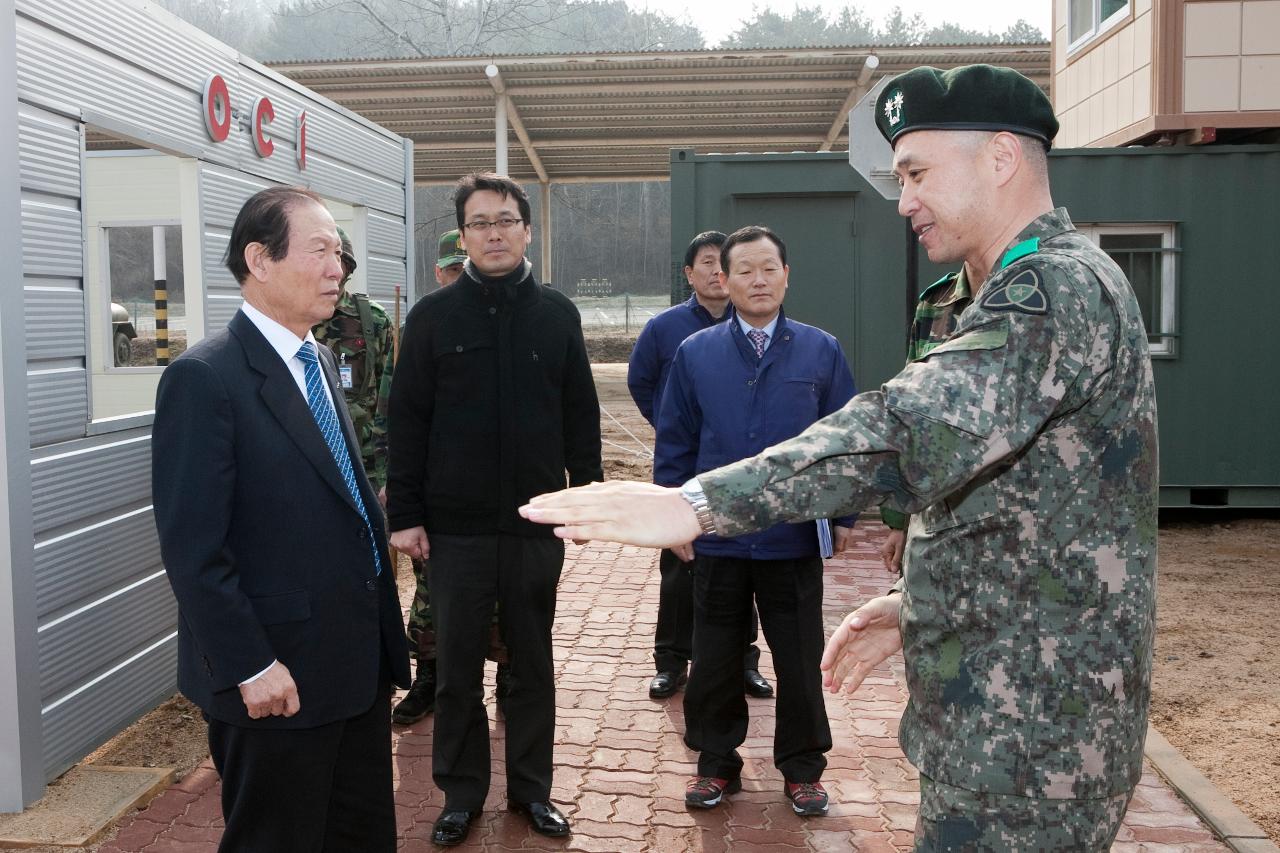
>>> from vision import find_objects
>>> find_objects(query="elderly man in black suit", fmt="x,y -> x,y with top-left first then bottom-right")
152,186 -> 411,853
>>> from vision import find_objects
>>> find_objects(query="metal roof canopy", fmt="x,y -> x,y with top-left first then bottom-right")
271,44 -> 1050,186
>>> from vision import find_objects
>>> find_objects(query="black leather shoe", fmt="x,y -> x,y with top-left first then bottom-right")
392,659 -> 436,725
508,800 -> 571,837
744,669 -> 774,698
649,669 -> 688,699
431,809 -> 477,846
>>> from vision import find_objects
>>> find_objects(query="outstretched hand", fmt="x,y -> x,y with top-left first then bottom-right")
519,481 -> 701,548
820,594 -> 903,695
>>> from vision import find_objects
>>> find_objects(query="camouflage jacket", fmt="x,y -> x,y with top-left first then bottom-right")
312,291 -> 393,490
882,269 -> 974,531
699,209 -> 1159,799
373,324 -> 401,456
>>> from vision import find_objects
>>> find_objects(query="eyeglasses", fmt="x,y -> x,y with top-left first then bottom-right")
462,217 -> 524,233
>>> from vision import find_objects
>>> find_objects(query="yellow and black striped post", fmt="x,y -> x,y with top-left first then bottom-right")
153,226 -> 169,366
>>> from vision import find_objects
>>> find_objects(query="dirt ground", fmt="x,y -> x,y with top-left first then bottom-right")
1148,515 -> 1280,840
74,363 -> 1280,845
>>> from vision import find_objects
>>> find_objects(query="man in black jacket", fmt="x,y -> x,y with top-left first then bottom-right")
387,172 -> 602,846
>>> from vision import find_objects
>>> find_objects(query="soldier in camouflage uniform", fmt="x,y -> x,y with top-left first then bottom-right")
520,64 -> 1158,852
880,269 -> 973,571
388,229 -> 509,726
312,227 -> 393,490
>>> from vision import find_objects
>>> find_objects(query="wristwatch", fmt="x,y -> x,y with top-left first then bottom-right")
679,478 -> 717,536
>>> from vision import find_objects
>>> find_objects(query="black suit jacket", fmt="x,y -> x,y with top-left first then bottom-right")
152,310 -> 410,729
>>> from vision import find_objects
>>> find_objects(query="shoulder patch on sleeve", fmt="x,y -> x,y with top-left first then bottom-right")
979,268 -> 1049,315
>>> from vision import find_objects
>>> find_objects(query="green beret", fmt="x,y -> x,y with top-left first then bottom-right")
875,64 -> 1058,149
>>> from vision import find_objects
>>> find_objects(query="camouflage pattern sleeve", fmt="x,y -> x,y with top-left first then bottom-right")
366,313 -> 394,490
699,255 -> 1098,538
373,326 -> 399,482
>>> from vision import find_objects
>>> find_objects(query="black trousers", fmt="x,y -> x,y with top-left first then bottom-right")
683,554 -> 832,783
429,533 -> 564,809
654,548 -> 762,674
206,663 -> 394,853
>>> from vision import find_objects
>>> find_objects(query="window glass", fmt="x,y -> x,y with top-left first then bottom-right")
105,225 -> 186,368
1070,0 -> 1131,49
1100,233 -> 1161,333
1088,227 -> 1176,357
1101,0 -> 1129,23
1069,0 -> 1095,42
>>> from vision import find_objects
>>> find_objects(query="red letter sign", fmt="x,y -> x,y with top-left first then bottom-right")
296,110 -> 307,170
253,96 -> 275,158
203,74 -> 231,142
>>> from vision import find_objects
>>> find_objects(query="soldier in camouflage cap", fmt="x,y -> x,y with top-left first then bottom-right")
312,226 -> 394,490
521,64 -> 1158,851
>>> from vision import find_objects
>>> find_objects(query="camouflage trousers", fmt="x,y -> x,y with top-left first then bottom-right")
913,774 -> 1132,853
407,558 -> 507,664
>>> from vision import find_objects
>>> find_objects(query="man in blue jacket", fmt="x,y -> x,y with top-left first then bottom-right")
628,231 -> 773,702
655,225 -> 857,816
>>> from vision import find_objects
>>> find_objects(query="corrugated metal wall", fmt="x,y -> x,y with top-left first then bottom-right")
13,0 -> 410,780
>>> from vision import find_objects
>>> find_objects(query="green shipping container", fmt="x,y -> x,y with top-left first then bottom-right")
669,144 -> 1280,508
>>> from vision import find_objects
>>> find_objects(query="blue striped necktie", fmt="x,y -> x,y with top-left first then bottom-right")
296,341 -> 382,575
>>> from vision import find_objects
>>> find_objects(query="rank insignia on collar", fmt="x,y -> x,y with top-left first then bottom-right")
979,268 -> 1049,315
884,91 -> 904,126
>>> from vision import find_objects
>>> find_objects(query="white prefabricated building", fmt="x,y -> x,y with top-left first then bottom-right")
0,0 -> 416,810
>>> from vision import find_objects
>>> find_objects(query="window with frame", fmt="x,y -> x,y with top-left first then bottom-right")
1068,0 -> 1130,51
103,224 -> 186,369
1077,223 -> 1179,357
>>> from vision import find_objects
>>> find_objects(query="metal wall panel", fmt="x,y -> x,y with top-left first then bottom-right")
20,195 -> 81,279
366,256 -> 408,305
23,284 -> 85,361
10,0 -> 414,789
16,7 -> 406,216
29,433 -> 151,537
37,572 -> 175,699
202,231 -> 237,298
205,297 -> 241,332
33,507 -> 160,617
26,369 -> 87,447
17,106 -> 81,198
40,636 -> 177,779
367,210 -> 406,259
200,166 -> 270,230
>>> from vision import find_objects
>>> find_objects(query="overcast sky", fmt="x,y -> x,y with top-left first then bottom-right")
640,0 -> 1054,46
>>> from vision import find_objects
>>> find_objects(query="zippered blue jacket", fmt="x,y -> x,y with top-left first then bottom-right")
627,294 -> 726,425
654,308 -> 857,559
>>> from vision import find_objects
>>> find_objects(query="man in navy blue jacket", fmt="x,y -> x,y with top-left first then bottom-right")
655,225 -> 856,817
628,232 -> 772,702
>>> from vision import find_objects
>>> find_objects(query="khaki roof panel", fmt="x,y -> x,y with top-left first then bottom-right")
272,45 -> 1049,183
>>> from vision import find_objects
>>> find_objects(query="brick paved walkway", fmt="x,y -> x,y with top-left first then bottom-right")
98,524 -> 1228,852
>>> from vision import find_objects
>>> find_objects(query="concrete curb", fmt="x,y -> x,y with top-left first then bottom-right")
1144,724 -> 1278,852
0,765 -> 174,848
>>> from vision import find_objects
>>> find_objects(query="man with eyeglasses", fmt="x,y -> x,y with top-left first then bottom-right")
386,172 -> 602,846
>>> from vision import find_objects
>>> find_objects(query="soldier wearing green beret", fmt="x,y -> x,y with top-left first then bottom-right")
312,227 -> 393,491
519,63 -> 1158,851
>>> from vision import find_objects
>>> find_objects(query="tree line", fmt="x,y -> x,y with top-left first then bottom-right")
160,0 -> 1044,60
